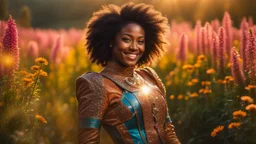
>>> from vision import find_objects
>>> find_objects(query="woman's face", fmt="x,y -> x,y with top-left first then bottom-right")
112,22 -> 145,67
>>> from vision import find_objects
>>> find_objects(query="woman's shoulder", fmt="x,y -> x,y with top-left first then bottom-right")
135,67 -> 166,96
76,72 -> 105,93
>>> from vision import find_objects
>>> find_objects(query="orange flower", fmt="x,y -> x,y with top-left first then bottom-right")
35,57 -> 48,66
177,94 -> 183,100
31,65 -> 40,71
35,114 -> 47,124
197,55 -> 207,62
184,96 -> 189,101
201,81 -> 211,86
206,68 -> 216,74
190,92 -> 198,98
187,81 -> 193,86
211,125 -> 224,137
228,122 -> 241,129
245,85 -> 256,90
194,63 -> 201,68
191,78 -> 199,83
169,95 -> 175,100
182,64 -> 194,72
246,104 -> 256,111
227,63 -> 232,68
240,96 -> 254,103
233,110 -> 247,119
225,76 -> 234,82
203,88 -> 212,94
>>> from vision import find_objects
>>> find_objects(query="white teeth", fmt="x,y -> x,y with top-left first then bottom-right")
126,54 -> 137,59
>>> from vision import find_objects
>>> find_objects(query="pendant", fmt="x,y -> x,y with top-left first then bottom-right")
124,73 -> 143,87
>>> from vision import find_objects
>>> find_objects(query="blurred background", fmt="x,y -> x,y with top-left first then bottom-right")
1,0 -> 256,144
2,0 -> 256,29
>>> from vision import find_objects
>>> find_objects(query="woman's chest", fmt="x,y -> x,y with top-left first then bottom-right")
103,80 -> 167,126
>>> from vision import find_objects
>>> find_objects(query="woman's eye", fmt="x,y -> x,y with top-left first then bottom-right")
138,40 -> 144,45
122,38 -> 131,43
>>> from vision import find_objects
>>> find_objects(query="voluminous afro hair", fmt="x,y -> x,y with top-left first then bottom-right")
85,2 -> 169,66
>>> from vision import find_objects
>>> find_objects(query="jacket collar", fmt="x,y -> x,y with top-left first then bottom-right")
100,61 -> 143,92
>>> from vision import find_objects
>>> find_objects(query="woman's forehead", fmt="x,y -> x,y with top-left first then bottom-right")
119,23 -> 145,36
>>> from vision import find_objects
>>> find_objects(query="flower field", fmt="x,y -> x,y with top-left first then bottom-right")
0,11 -> 256,144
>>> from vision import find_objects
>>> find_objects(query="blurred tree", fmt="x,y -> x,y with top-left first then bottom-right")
19,5 -> 31,28
0,0 -> 8,20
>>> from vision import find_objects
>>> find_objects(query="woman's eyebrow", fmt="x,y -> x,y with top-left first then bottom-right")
122,33 -> 145,38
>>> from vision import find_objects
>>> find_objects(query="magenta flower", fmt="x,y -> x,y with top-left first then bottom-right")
177,33 -> 188,63
1,16 -> 19,76
27,41 -> 39,58
246,30 -> 256,81
231,47 -> 246,86
195,20 -> 201,55
211,32 -> 219,69
211,19 -> 220,32
222,12 -> 233,60
218,27 -> 225,75
204,22 -> 212,54
50,35 -> 63,64
240,18 -> 249,72
200,27 -> 206,54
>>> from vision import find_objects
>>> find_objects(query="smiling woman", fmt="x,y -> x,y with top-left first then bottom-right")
76,2 -> 181,144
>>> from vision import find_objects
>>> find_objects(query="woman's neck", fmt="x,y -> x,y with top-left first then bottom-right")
102,61 -> 135,77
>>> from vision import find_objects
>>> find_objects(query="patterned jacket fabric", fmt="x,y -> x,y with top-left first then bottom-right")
76,61 -> 180,144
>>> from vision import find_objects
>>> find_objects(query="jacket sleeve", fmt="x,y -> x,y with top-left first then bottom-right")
76,72 -> 108,144
136,67 -> 181,144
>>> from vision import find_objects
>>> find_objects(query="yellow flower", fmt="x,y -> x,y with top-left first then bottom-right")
184,96 -> 189,101
211,125 -> 224,137
197,55 -> 207,62
190,92 -> 198,97
23,78 -> 33,86
182,64 -> 194,72
245,85 -> 256,90
35,114 -> 47,124
206,68 -> 216,74
228,122 -> 241,129
187,81 -> 193,86
31,65 -> 41,71
217,79 -> 223,84
227,63 -> 232,68
191,78 -> 199,83
19,70 -> 29,75
194,63 -> 201,68
203,88 -> 212,94
240,96 -> 254,103
199,89 -> 204,94
233,110 -> 247,119
177,94 -> 183,100
169,95 -> 175,100
201,81 -> 211,86
35,57 -> 48,66
166,80 -> 172,86
39,70 -> 48,77
225,76 -> 234,82
246,104 -> 256,111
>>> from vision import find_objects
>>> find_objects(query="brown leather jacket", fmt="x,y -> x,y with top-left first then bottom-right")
76,62 -> 180,144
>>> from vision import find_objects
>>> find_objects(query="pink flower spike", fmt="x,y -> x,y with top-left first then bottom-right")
211,32 -> 219,69
222,12 -> 233,60
231,47 -> 246,86
246,30 -> 256,81
218,27 -> 225,75
240,18 -> 249,72
177,33 -> 188,63
2,15 -> 19,76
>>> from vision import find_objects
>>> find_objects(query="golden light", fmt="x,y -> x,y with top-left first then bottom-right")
0,54 -> 14,66
140,85 -> 151,95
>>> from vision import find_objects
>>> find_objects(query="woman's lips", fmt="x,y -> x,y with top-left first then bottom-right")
123,52 -> 138,60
